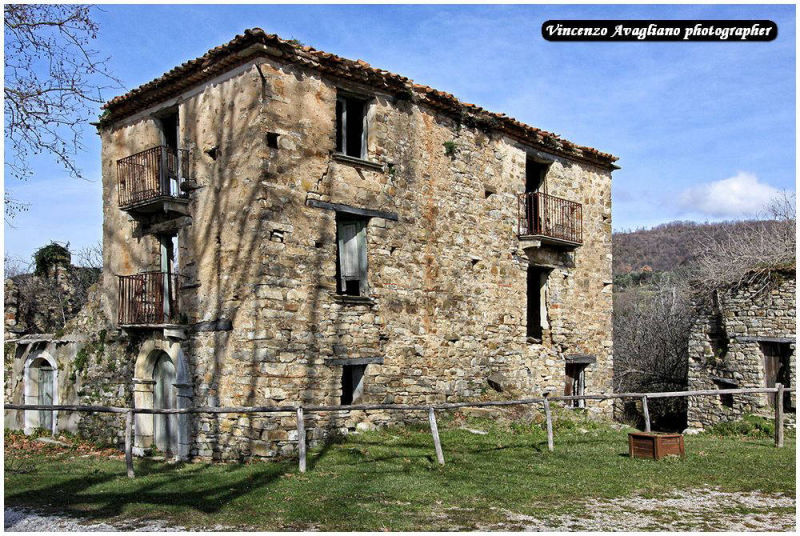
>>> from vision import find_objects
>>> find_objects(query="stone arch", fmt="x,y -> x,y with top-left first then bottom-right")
23,351 -> 58,435
132,338 -> 192,460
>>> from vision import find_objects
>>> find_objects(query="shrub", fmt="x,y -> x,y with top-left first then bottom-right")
706,414 -> 775,439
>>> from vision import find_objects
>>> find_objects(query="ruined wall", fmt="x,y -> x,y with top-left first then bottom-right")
4,266 -> 100,337
687,272 -> 796,430
4,285 -> 134,446
92,53 -> 615,459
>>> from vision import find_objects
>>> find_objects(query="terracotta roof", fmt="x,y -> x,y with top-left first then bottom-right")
103,28 -> 618,169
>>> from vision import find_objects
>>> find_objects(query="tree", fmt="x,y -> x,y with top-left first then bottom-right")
613,277 -> 694,429
693,191 -> 795,295
4,5 -> 121,217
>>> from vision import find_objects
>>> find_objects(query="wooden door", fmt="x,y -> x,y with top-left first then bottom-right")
153,354 -> 178,454
38,366 -> 54,431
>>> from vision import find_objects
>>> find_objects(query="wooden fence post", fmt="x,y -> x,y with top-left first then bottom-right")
125,409 -> 135,478
775,383 -> 784,448
296,407 -> 307,473
543,395 -> 554,452
641,395 -> 651,432
428,407 -> 445,465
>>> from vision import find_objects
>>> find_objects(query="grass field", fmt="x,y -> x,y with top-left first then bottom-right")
5,414 -> 796,530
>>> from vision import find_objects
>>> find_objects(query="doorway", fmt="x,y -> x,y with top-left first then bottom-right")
24,355 -> 57,434
565,363 -> 587,408
760,341 -> 793,410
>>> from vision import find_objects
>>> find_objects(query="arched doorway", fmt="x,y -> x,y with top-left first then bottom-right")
24,354 -> 58,435
153,352 -> 178,455
132,340 -> 192,460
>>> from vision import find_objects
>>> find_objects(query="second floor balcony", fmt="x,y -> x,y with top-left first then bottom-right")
517,192 -> 583,246
118,271 -> 183,327
117,145 -> 189,213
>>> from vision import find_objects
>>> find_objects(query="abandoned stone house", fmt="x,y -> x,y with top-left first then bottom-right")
686,269 -> 796,431
5,28 -> 617,460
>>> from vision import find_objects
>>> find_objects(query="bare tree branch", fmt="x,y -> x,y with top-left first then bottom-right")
4,4 -> 122,218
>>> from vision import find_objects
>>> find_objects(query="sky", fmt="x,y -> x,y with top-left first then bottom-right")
3,4 -> 796,263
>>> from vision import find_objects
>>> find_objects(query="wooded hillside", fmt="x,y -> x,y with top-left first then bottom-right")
612,220 -> 772,275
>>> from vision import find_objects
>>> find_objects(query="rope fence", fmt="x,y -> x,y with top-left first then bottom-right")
5,384 -> 794,478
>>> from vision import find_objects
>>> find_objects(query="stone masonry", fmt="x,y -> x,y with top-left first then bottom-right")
686,270 -> 796,430
5,29 -> 617,460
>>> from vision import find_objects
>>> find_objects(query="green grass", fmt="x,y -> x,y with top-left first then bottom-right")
5,416 -> 796,530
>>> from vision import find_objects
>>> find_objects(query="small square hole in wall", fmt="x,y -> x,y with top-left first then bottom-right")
267,132 -> 279,149
270,229 -> 285,242
484,187 -> 495,199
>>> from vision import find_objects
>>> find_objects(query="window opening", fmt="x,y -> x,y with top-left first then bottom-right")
336,94 -> 368,158
336,215 -> 368,296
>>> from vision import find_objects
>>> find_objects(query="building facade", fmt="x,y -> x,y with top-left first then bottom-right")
686,270 -> 796,430
6,29 -> 617,460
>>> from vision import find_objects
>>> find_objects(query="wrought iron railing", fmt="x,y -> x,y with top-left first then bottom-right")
117,146 -> 189,208
518,192 -> 583,244
118,271 -> 183,325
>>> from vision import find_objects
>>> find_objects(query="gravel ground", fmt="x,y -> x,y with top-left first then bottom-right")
4,508 -> 190,532
5,488 -> 796,531
483,488 -> 796,531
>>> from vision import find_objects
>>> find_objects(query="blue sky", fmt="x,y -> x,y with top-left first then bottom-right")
4,4 -> 796,263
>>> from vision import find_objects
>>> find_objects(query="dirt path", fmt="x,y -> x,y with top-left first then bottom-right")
6,488 -> 795,531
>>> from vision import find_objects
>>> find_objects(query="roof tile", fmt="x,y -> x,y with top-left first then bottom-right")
103,28 -> 618,167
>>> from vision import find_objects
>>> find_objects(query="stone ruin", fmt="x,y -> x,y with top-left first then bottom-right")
686,268 -> 796,431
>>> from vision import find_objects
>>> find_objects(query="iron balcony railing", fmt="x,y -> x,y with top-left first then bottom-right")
518,192 -> 583,244
117,145 -> 189,208
118,271 -> 183,325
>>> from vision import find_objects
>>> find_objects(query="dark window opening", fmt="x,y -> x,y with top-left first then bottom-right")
708,305 -> 729,359
525,158 -> 548,194
565,363 -> 587,408
336,94 -> 368,158
712,378 -> 737,408
267,132 -> 279,149
720,392 -> 734,408
341,364 -> 366,405
336,214 -> 368,296
760,341 -> 793,411
527,266 -> 549,339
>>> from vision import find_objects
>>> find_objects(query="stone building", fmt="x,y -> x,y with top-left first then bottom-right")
686,269 -> 796,430
5,29 -> 617,460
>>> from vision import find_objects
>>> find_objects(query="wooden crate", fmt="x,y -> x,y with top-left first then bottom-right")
628,432 -> 685,460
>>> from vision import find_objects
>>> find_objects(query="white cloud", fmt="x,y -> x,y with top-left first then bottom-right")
678,172 -> 780,219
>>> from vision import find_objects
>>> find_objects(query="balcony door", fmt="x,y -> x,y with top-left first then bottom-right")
525,158 -> 549,235
160,235 -> 178,322
159,111 -> 180,196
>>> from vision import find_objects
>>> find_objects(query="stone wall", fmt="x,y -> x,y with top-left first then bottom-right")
7,47 -> 614,460
686,271 -> 796,430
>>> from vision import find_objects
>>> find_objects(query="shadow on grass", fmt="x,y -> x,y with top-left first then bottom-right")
5,457 -> 293,522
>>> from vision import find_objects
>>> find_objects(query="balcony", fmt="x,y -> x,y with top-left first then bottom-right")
517,192 -> 583,246
117,146 -> 189,213
118,271 -> 183,327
